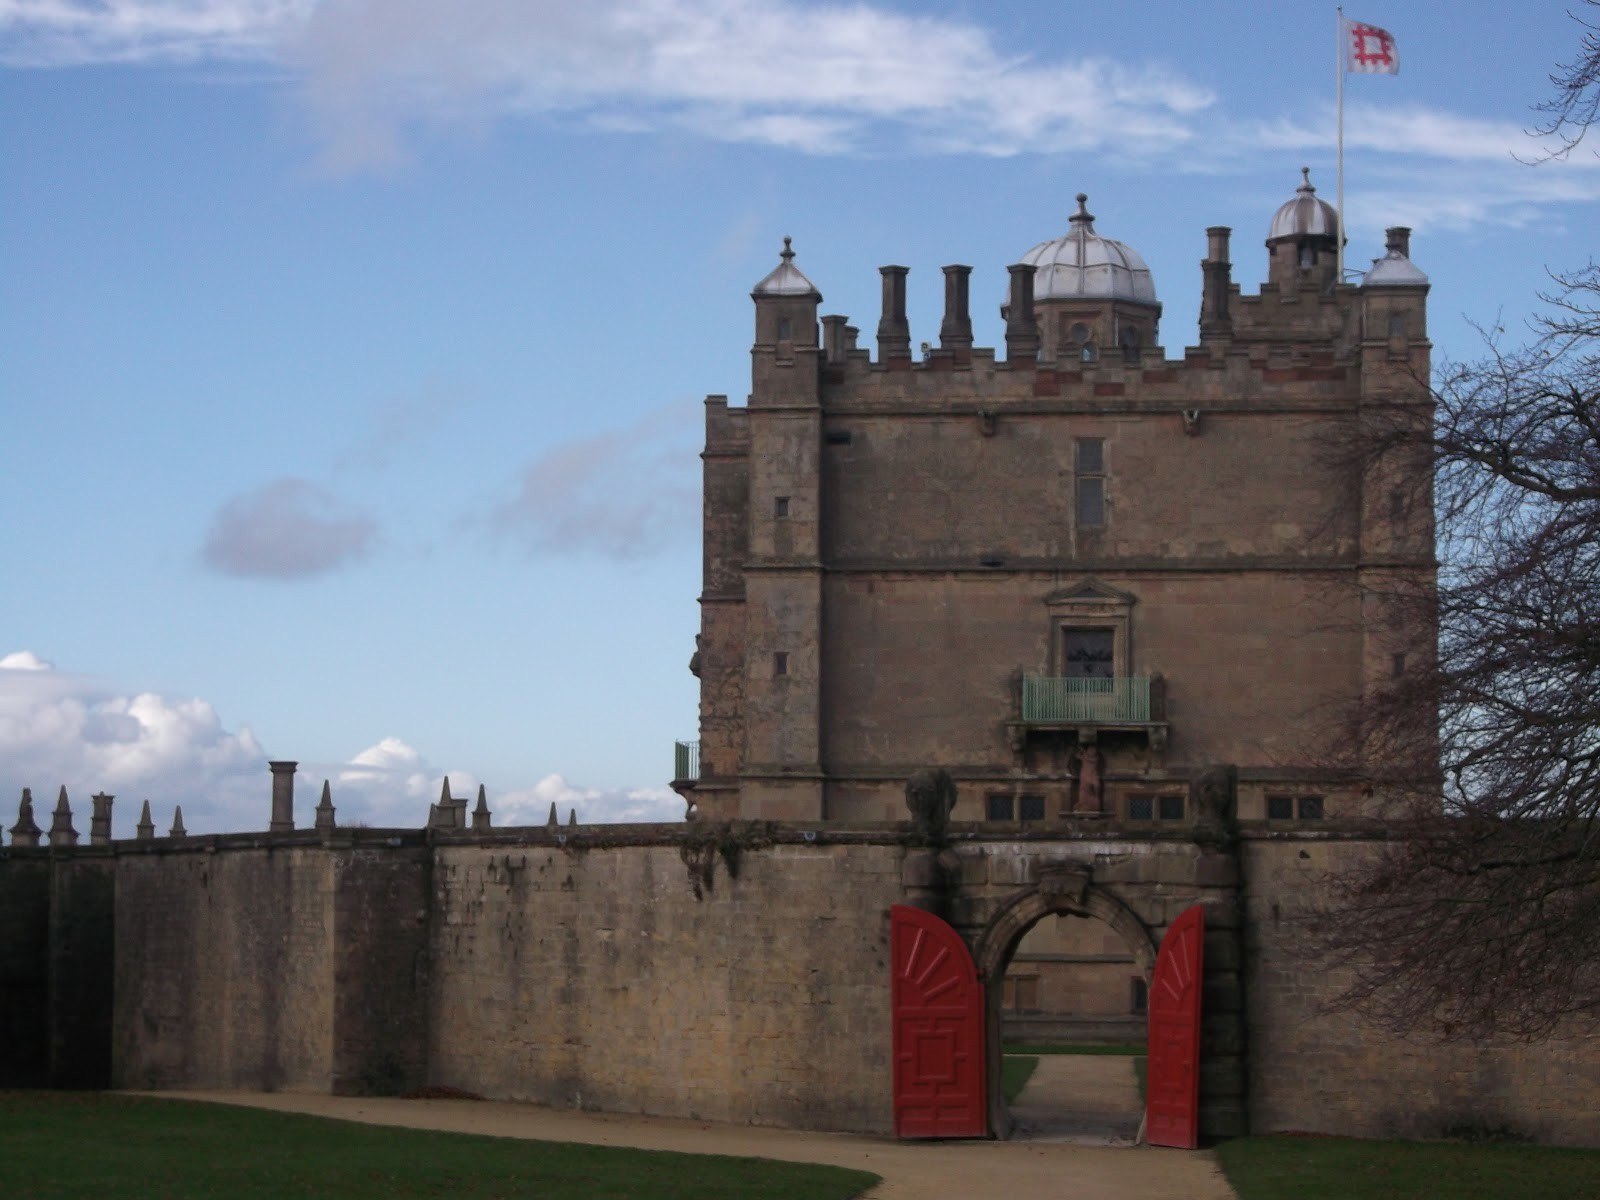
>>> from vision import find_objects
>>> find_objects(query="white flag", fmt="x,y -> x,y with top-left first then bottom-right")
1345,19 -> 1399,74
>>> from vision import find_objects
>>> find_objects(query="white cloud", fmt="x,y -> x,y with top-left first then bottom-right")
0,650 -> 54,671
0,660 -> 682,838
0,0 -> 312,65
2,0 -> 1217,169
201,476 -> 378,579
496,772 -> 682,825
0,653 -> 267,835
487,402 -> 700,560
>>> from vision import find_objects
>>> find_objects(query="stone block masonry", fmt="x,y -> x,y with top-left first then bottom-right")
6,817 -> 1600,1146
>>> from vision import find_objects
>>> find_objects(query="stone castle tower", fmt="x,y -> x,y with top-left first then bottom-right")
676,170 -> 1433,825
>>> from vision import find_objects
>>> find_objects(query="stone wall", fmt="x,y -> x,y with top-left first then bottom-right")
427,837 -> 903,1132
1244,833 -> 1600,1146
114,844 -> 337,1091
0,854 -> 51,1086
9,819 -> 1600,1147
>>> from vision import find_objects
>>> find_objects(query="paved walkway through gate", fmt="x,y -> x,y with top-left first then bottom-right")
1008,1055 -> 1144,1145
147,1090 -> 1237,1200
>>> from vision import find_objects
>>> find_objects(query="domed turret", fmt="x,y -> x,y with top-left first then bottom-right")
1011,194 -> 1161,363
1020,194 -> 1158,305
1266,167 -> 1340,289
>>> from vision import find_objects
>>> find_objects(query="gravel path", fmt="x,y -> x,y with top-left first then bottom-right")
145,1090 -> 1237,1200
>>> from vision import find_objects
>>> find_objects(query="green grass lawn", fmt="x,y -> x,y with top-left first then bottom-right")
1216,1135 -> 1600,1200
1002,1041 -> 1146,1056
0,1093 -> 879,1200
1000,1055 -> 1039,1104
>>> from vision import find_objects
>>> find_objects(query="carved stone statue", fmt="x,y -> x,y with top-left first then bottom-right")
1191,763 -> 1239,831
1075,745 -> 1104,814
905,768 -> 958,844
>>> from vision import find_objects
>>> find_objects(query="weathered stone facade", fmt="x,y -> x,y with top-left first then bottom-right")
679,179 -> 1434,829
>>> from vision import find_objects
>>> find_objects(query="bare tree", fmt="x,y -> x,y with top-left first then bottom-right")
1530,0 -> 1600,160
1313,278 -> 1600,1038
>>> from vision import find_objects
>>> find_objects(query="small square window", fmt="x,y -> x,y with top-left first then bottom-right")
777,317 -> 792,341
1075,438 -> 1104,473
774,651 -> 789,676
1019,794 -> 1045,822
986,793 -> 1015,821
1267,795 -> 1294,820
1130,976 -> 1148,1015
774,496 -> 790,518
1388,312 -> 1406,338
1128,795 -> 1153,821
1158,795 -> 1185,821
1298,796 -> 1325,820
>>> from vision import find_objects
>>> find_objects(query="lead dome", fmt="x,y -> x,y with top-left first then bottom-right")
1268,167 -> 1339,245
1018,194 -> 1158,305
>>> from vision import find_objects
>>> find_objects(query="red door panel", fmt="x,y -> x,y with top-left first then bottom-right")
1146,903 -> 1205,1149
890,904 -> 986,1138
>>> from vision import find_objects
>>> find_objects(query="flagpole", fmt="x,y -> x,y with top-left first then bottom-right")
1336,5 -> 1345,281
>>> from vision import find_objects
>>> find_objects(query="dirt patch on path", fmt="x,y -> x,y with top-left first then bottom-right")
144,1090 -> 1236,1200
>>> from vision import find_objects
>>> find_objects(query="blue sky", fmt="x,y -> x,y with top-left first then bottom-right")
3,0 -> 1598,834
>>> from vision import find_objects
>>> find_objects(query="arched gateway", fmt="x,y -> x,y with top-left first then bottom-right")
972,870 -> 1160,1140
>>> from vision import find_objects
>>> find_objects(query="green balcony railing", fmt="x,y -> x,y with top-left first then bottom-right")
1021,676 -> 1151,724
674,739 -> 701,781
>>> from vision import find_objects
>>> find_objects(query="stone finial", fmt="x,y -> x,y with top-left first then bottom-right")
169,806 -> 187,838
567,807 -> 577,827
49,786 -> 79,848
90,792 -> 114,845
547,802 -> 559,828
10,787 -> 42,848
428,776 -> 460,830
136,800 -> 155,841
314,780 -> 337,832
269,760 -> 297,833
472,785 -> 491,833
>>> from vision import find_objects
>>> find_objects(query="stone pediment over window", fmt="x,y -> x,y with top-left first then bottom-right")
1043,578 -> 1138,612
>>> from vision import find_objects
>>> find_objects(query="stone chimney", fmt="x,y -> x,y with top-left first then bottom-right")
877,266 -> 911,362
269,761 -> 296,833
49,786 -> 79,847
90,792 -> 114,845
1004,264 -> 1040,363
1385,226 -> 1412,258
1201,226 -> 1233,338
940,265 -> 973,353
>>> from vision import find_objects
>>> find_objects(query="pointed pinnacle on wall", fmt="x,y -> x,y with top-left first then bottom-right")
170,806 -> 187,838
315,780 -> 337,832
136,800 -> 155,841
472,785 -> 491,833
49,786 -> 79,847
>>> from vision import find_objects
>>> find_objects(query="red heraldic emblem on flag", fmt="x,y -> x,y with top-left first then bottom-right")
1345,19 -> 1398,74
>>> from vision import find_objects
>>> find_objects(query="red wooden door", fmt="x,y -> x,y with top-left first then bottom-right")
890,904 -> 987,1138
1146,903 -> 1205,1149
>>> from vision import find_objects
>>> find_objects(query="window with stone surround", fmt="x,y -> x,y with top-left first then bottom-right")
1076,438 -> 1106,527
1267,794 -> 1325,820
1127,793 -> 1184,822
